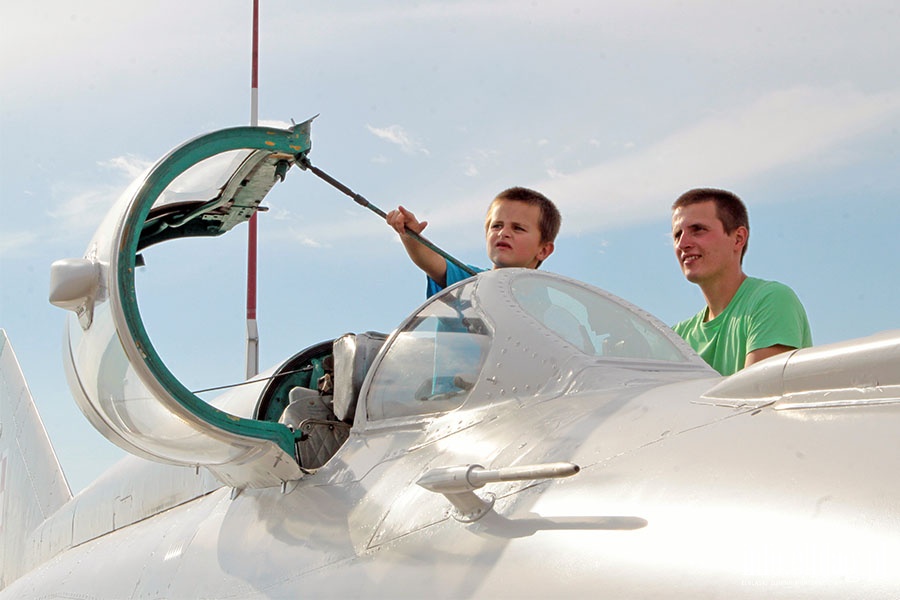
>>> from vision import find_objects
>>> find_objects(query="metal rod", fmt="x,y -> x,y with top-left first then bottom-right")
298,156 -> 479,277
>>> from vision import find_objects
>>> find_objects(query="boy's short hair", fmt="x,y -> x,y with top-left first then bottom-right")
672,187 -> 749,259
487,187 -> 561,243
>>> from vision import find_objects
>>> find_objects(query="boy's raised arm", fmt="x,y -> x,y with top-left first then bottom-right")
386,205 -> 448,287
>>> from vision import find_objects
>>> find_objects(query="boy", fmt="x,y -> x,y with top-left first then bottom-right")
386,187 -> 561,297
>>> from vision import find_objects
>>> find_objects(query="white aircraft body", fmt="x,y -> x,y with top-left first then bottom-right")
1,122 -> 898,599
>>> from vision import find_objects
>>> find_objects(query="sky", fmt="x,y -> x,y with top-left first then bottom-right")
1,1 -> 898,493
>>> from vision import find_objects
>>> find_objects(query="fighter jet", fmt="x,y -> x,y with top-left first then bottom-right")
1,122 -> 898,599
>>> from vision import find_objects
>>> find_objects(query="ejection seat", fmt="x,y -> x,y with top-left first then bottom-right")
279,331 -> 387,469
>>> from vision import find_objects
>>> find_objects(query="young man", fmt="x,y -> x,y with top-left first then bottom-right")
386,187 -> 561,297
671,188 -> 812,376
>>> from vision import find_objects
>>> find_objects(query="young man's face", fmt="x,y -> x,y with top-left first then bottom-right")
485,199 -> 554,269
672,200 -> 746,285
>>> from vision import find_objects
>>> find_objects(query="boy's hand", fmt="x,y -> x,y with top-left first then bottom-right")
386,205 -> 447,285
386,205 -> 428,236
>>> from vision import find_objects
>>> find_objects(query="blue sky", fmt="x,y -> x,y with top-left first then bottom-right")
1,1 -> 898,493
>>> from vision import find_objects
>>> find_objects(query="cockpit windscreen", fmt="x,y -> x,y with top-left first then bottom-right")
366,283 -> 490,420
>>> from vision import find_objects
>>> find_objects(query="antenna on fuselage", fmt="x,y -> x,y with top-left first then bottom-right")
245,0 -> 260,379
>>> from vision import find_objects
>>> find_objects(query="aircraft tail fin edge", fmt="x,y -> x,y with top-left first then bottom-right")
0,329 -> 72,590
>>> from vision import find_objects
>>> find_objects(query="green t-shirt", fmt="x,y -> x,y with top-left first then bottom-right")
674,277 -> 812,376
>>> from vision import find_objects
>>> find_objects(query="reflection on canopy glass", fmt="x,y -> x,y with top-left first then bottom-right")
366,282 -> 490,420
511,275 -> 688,362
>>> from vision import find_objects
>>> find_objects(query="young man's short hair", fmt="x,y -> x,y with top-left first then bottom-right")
672,188 -> 749,259
488,186 -> 562,244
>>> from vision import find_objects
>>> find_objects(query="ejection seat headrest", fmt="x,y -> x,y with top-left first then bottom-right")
332,331 -> 388,423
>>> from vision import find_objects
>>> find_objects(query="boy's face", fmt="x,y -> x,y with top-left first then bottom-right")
484,199 -> 554,269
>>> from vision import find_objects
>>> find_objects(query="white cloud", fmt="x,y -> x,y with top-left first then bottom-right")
1,2 -> 242,108
41,155 -> 151,235
366,124 -> 430,156
99,155 -> 153,180
0,231 -> 39,258
536,85 -> 900,234
45,185 -> 123,233
268,208 -> 294,222
461,148 -> 500,178
295,235 -> 324,248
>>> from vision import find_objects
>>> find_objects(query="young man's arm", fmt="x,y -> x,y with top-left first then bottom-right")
744,344 -> 795,367
744,281 -> 812,369
386,205 -> 447,286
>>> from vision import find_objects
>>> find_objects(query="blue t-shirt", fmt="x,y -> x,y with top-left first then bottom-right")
426,259 -> 485,298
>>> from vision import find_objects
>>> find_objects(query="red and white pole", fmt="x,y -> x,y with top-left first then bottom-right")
245,0 -> 260,379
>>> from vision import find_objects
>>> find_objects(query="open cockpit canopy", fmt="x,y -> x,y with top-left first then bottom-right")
53,123 -> 314,489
